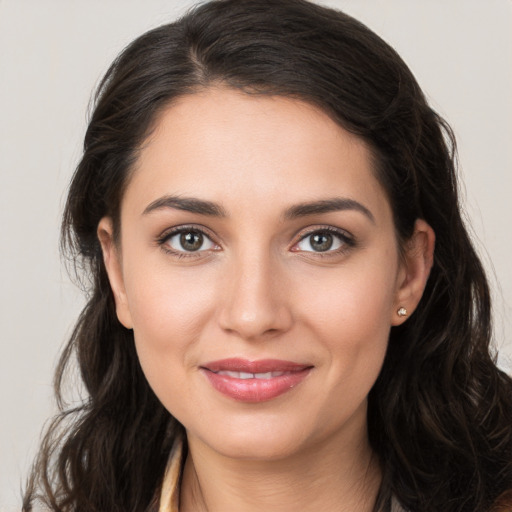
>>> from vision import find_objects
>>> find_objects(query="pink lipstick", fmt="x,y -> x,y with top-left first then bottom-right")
200,358 -> 312,402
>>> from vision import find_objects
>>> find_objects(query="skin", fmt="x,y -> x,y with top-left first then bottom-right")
99,87 -> 434,511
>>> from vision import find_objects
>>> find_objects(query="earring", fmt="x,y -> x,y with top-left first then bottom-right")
397,307 -> 407,317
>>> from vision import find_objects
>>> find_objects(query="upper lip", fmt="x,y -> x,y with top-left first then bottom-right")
201,358 -> 312,373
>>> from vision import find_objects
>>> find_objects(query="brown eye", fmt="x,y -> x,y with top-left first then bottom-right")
309,233 -> 333,252
164,229 -> 216,253
180,231 -> 204,251
294,229 -> 352,254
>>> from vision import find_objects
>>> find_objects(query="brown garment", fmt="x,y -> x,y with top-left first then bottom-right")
489,490 -> 512,511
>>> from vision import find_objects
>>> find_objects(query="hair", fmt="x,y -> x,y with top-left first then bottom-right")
23,1 -> 512,511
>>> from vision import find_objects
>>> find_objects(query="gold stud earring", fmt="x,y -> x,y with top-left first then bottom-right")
397,307 -> 407,317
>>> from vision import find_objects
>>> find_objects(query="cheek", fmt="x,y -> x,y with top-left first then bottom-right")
298,255 -> 398,385
299,249 -> 398,337
296,270 -> 394,436
122,259 -> 218,387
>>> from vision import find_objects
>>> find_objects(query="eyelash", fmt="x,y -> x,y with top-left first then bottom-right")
292,226 -> 356,257
156,225 -> 219,259
156,225 -> 356,259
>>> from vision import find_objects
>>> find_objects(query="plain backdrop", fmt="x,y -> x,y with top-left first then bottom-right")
1,0 -> 511,509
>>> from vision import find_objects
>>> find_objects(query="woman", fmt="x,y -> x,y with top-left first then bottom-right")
23,0 -> 512,511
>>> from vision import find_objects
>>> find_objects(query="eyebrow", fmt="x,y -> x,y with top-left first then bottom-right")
142,194 -> 374,223
142,195 -> 228,217
284,198 -> 375,223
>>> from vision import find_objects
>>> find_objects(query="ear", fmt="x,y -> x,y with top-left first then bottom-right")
391,219 -> 435,326
97,217 -> 133,329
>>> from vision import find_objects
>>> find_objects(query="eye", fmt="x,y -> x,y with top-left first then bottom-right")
293,228 -> 353,253
162,228 -> 217,253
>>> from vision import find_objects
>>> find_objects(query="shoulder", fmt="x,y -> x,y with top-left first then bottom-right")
27,499 -> 53,511
489,489 -> 512,512
391,496 -> 407,512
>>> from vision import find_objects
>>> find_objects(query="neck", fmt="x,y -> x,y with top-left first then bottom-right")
180,424 -> 381,512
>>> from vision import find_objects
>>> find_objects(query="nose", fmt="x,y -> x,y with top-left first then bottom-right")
217,250 -> 293,341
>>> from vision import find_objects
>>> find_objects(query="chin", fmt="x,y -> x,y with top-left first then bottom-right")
188,413 -> 313,461
211,434 -> 307,461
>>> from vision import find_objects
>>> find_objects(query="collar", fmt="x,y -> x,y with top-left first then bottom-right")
158,436 -> 184,512
157,436 -> 406,512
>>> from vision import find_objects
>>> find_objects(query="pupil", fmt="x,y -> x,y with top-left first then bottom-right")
311,233 -> 332,251
180,231 -> 203,251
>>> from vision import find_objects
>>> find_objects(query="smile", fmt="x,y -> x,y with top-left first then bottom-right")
215,371 -> 288,379
200,358 -> 313,402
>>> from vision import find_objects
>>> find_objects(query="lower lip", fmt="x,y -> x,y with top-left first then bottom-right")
202,368 -> 312,402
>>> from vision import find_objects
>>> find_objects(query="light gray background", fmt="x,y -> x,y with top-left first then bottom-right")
1,1 -> 511,509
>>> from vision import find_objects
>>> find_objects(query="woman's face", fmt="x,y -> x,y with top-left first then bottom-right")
101,87 -> 425,460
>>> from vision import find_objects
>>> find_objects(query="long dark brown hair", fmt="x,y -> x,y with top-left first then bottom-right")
23,1 -> 512,511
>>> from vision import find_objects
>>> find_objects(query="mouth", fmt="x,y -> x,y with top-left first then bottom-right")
200,358 -> 313,402
214,370 -> 291,379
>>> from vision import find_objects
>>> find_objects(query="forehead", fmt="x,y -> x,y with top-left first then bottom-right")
125,87 -> 391,222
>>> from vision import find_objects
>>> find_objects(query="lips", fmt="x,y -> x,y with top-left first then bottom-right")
200,358 -> 313,402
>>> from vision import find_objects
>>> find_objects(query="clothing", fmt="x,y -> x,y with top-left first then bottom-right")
158,437 -> 183,512
158,438 -> 406,512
